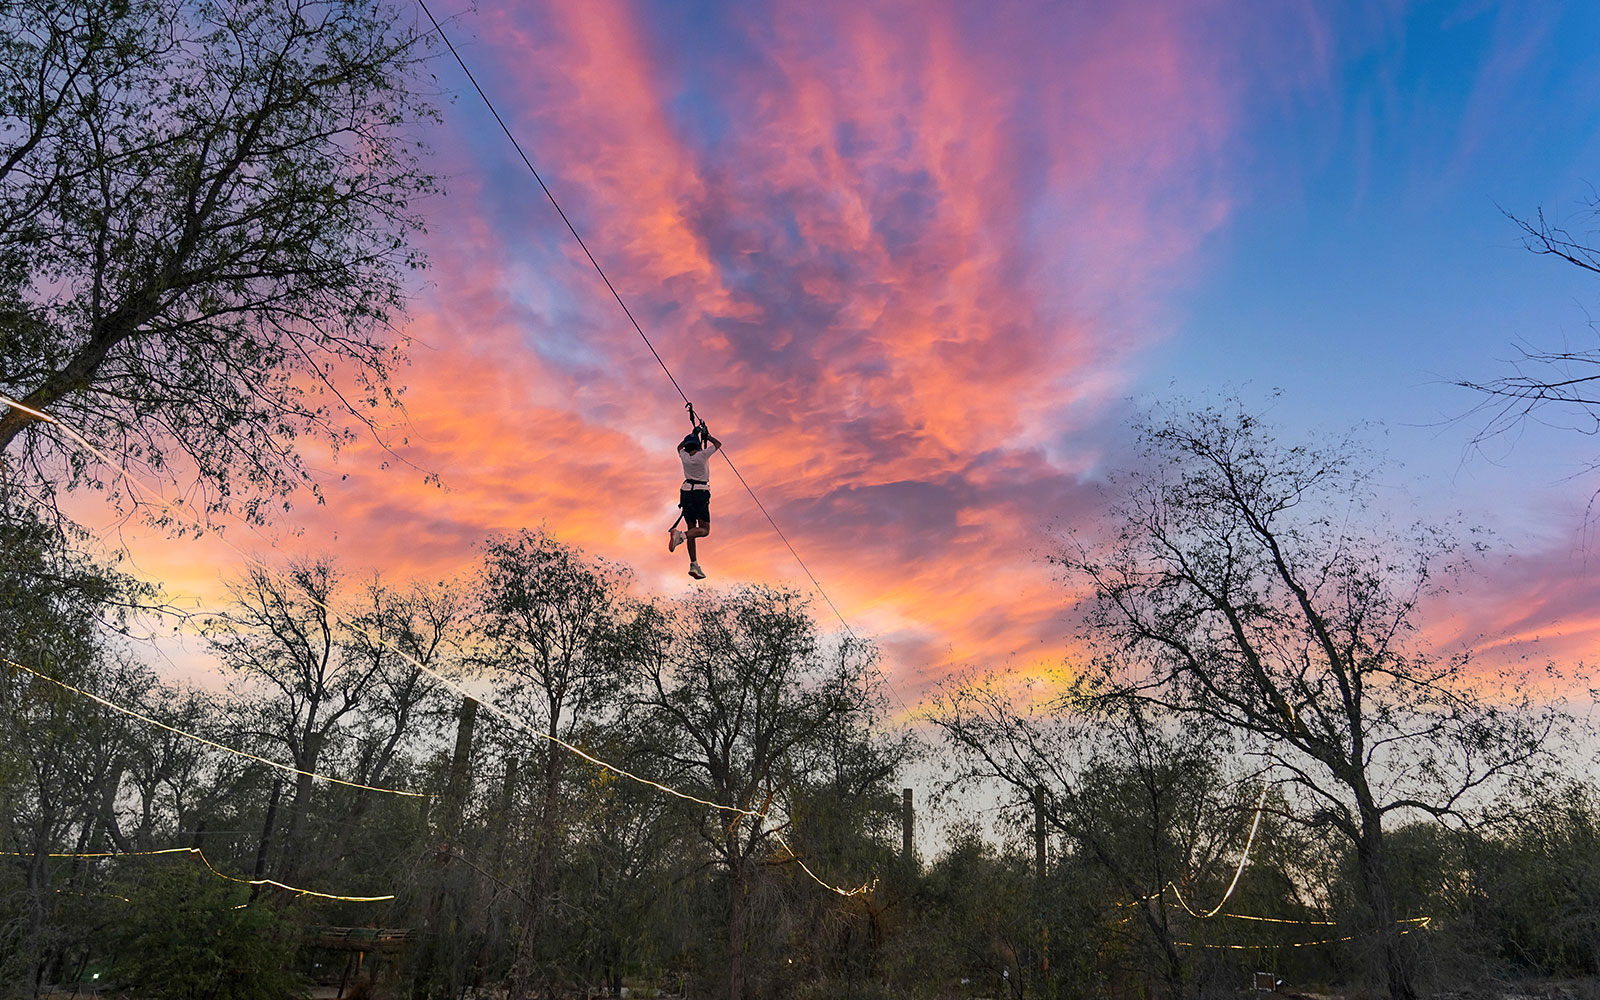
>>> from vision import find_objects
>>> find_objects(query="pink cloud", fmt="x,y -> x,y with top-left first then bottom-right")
1427,541 -> 1600,676
100,1 -> 1298,702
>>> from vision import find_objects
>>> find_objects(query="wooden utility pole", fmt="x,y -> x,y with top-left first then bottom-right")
488,756 -> 520,872
1034,784 -> 1052,998
441,696 -> 478,841
902,788 -> 914,862
1033,784 -> 1046,881
414,695 -> 478,1000
472,756 -> 521,991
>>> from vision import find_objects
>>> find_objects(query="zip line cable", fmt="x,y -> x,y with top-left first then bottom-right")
0,393 -> 873,898
412,0 -> 908,716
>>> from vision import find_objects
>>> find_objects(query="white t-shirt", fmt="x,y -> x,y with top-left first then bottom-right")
678,441 -> 719,484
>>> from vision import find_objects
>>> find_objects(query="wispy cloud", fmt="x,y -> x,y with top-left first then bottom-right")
108,1 -> 1339,698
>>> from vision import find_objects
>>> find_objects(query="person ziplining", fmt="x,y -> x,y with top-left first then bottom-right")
668,403 -> 721,579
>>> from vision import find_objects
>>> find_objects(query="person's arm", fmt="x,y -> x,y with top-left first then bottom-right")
699,422 -> 722,450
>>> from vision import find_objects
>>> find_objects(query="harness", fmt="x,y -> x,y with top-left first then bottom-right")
681,478 -> 710,492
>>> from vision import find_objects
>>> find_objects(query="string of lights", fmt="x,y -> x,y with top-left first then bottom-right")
1,657 -> 427,798
1124,787 -> 1270,917
770,829 -> 874,898
1174,917 -> 1432,951
1,846 -> 394,901
1205,913 -> 1335,926
0,394 -> 874,899
1187,786 -> 1269,918
1113,786 -> 1436,941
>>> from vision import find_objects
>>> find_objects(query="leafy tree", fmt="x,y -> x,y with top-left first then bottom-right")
560,748 -> 694,998
1057,402 -> 1564,1000
1449,781 -> 1600,979
473,529 -> 635,999
0,498 -> 151,991
635,586 -> 900,1000
318,576 -> 458,870
886,826 -> 1033,1000
107,861 -> 303,1000
204,559 -> 391,873
0,0 -> 437,523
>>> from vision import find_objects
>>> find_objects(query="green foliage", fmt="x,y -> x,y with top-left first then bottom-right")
108,862 -> 305,1000
1446,785 -> 1600,979
0,0 -> 438,522
896,828 -> 1033,991
793,977 -> 905,1000
0,497 -> 147,666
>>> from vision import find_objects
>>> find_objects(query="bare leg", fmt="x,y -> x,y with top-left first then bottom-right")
686,521 -> 710,563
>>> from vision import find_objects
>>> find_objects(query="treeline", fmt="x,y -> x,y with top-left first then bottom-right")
4,402 -> 1600,1000
0,517 -> 908,999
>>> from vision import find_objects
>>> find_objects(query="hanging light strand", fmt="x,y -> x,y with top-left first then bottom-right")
0,846 -> 394,901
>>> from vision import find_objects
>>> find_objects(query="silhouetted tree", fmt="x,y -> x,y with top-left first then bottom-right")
636,586 -> 898,1000
1057,402 -> 1565,1000
474,530 -> 634,999
1459,199 -> 1600,483
0,0 -> 437,523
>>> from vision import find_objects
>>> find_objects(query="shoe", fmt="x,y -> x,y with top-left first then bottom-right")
688,562 -> 706,580
668,528 -> 685,553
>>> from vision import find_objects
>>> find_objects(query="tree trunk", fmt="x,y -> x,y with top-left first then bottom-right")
509,745 -> 565,1000
1357,818 -> 1415,1000
285,731 -> 322,873
251,781 -> 283,903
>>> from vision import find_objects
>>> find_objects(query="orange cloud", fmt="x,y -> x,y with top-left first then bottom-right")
89,1 -> 1299,704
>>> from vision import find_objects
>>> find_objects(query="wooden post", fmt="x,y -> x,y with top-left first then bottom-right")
414,696 -> 477,1000
489,756 -> 519,872
1034,784 -> 1051,997
473,757 -> 521,990
441,696 -> 478,842
1033,784 -> 1046,881
901,788 -> 914,862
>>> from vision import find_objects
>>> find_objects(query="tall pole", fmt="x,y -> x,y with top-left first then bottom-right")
901,788 -> 914,863
442,696 -> 478,842
1033,784 -> 1045,882
415,695 -> 478,1000
1034,784 -> 1052,998
473,756 -> 521,990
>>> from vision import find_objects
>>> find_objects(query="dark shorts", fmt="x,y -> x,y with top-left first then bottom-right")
679,488 -> 710,523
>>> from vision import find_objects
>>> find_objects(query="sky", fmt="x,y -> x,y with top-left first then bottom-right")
87,0 -> 1600,706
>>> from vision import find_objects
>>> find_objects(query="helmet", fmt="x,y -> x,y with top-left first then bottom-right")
680,433 -> 702,452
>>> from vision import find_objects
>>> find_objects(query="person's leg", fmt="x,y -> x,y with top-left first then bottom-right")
686,519 -> 709,560
682,493 -> 711,576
